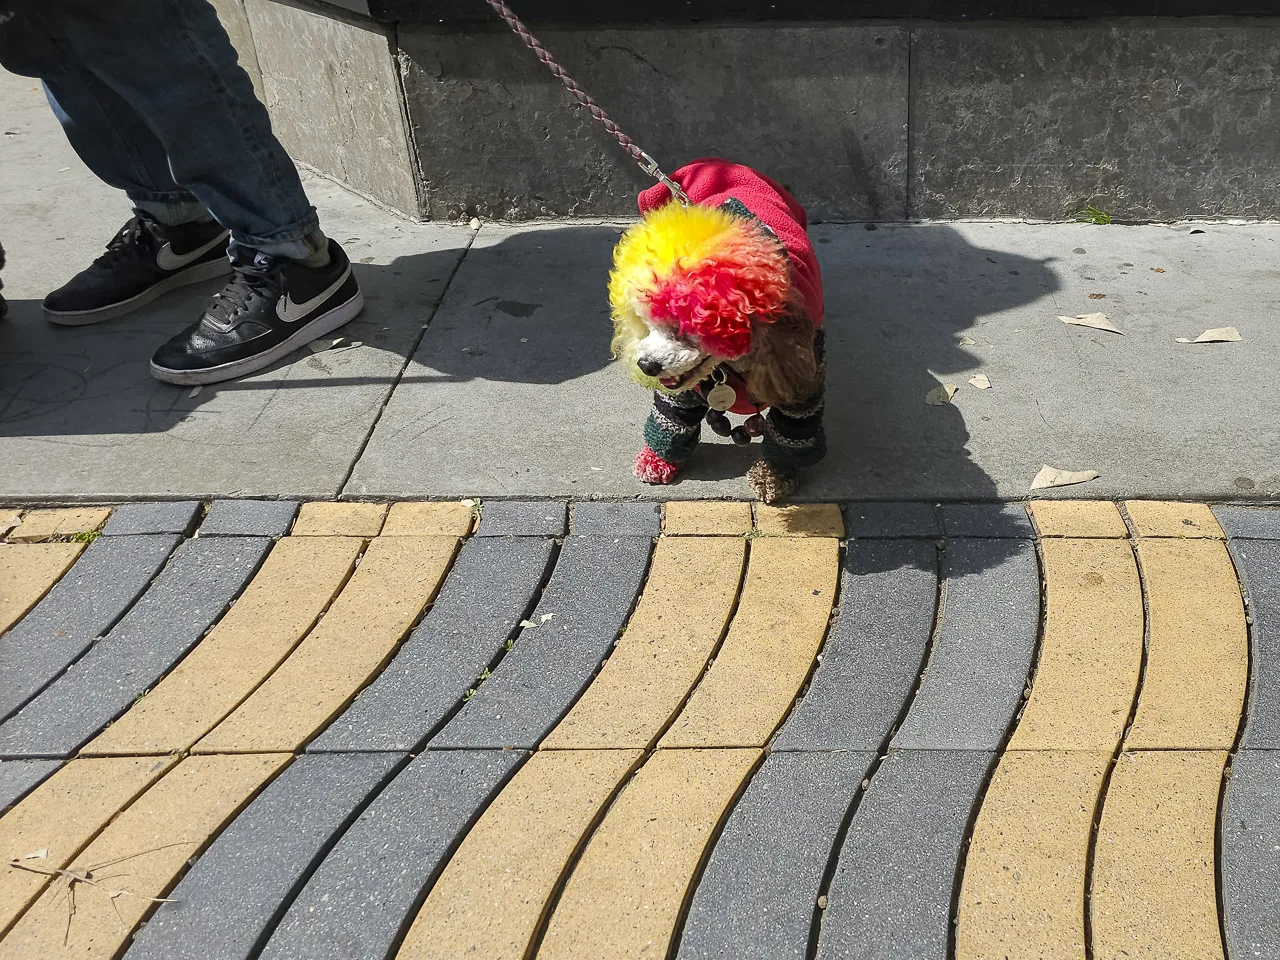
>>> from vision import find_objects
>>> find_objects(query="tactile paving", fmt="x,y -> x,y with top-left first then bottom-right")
775,539 -> 937,751
125,753 -> 405,960
428,535 -> 650,750
310,536 -> 555,752
890,539 -> 1039,750
0,534 -> 180,720
260,750 -> 525,960
0,537 -> 270,758
817,750 -> 995,960
679,750 -> 876,960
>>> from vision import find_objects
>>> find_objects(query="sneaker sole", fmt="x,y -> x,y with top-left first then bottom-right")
149,290 -> 365,386
44,257 -> 232,326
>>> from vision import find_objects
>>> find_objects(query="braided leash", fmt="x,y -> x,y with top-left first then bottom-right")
483,0 -> 690,204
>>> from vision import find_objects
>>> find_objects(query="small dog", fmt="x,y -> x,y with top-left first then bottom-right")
608,158 -> 826,502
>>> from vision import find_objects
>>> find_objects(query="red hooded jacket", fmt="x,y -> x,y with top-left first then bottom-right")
637,158 -> 824,327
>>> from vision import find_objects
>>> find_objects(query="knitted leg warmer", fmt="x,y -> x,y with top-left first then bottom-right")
636,388 -> 708,484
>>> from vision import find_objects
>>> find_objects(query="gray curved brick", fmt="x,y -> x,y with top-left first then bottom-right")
570,501 -> 662,537
816,750 -> 994,960
429,534 -> 650,749
843,503 -> 941,539
101,501 -> 202,536
199,500 -> 299,537
890,539 -> 1039,750
0,759 -> 59,812
259,749 -> 525,960
940,503 -> 1034,539
0,534 -> 180,721
1222,749 -> 1280,960
309,536 -> 555,752
125,752 -> 404,960
476,500 -> 567,537
776,541 -> 937,751
679,750 -> 876,960
0,537 -> 270,758
1227,539 -> 1280,748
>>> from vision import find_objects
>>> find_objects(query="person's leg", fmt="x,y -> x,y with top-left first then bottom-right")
0,4 -> 232,322
9,0 -> 361,382
0,1 -> 207,223
55,0 -> 325,262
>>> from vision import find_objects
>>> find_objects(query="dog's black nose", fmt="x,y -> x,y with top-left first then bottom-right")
637,358 -> 663,377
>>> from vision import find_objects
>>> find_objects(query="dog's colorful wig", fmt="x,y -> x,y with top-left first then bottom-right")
608,201 -> 793,382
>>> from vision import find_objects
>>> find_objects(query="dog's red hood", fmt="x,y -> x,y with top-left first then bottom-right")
637,158 -> 824,326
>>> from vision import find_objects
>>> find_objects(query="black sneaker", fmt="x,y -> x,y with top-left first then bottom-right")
43,215 -> 230,325
149,239 -> 363,386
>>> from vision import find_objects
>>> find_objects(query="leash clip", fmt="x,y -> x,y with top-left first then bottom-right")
638,151 -> 690,206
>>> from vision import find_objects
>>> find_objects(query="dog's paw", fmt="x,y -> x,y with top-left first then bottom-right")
747,460 -> 798,503
635,446 -> 680,484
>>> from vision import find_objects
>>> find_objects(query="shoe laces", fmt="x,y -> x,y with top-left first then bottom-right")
205,252 -> 281,326
93,216 -> 157,269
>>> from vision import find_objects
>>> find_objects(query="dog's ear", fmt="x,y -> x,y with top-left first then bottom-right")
744,308 -> 820,407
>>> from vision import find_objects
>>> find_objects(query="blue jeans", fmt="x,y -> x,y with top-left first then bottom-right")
0,0 -> 323,261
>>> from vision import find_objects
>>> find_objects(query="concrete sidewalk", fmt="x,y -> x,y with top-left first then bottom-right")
3,67 -> 1279,503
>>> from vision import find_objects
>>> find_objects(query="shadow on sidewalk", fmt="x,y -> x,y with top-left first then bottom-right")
0,222 -> 1059,559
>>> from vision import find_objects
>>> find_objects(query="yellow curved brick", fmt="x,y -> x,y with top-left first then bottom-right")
535,748 -> 761,960
0,542 -> 84,634
84,537 -> 363,755
0,757 -> 174,937
1027,500 -> 1127,538
382,501 -> 475,536
291,501 -> 387,536
956,750 -> 1110,960
1123,501 -> 1223,539
1090,750 -> 1227,960
542,537 -> 745,750
1125,539 -> 1248,749
398,749 -> 642,960
662,501 -> 753,536
1009,539 -> 1143,750
0,754 -> 286,959
8,507 -> 110,543
193,536 -> 457,753
658,536 -> 839,748
754,503 -> 845,537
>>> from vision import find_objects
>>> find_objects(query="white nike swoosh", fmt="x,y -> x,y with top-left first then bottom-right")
155,230 -> 230,271
276,264 -> 352,323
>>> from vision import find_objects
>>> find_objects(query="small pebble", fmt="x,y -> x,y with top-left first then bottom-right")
469,217 -> 481,230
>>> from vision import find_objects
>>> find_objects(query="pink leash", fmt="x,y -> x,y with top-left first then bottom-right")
483,0 -> 690,204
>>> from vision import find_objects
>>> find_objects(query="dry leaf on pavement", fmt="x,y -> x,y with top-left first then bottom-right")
1058,313 -> 1124,335
1030,465 -> 1101,490
925,384 -> 959,406
1175,326 -> 1241,344
968,374 -> 991,389
959,336 -> 977,346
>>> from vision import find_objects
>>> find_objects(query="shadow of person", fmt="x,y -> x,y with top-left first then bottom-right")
0,224 -> 621,443
0,220 -> 1057,544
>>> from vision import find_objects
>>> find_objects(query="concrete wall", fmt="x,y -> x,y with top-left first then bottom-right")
236,9 -> 1280,221
209,0 -> 266,104
241,0 -> 421,216
397,25 -> 908,221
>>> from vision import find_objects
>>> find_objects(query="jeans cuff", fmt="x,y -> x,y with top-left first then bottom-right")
130,195 -> 212,227
229,208 -> 324,261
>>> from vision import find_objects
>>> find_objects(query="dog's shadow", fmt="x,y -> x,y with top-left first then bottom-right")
663,224 -> 1061,505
